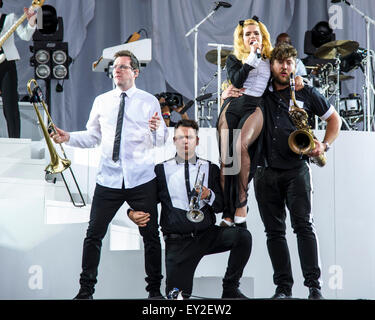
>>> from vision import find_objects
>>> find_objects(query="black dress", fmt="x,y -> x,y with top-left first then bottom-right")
217,54 -> 269,219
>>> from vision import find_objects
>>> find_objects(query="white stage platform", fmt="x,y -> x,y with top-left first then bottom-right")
0,128 -> 374,299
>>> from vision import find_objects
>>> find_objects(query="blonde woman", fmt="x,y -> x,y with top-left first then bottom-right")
218,17 -> 305,228
217,16 -> 272,228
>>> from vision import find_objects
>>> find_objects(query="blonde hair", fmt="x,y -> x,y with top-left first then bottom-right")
233,19 -> 273,63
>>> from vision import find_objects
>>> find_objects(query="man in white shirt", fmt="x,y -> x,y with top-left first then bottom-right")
52,50 -> 168,299
0,2 -> 36,137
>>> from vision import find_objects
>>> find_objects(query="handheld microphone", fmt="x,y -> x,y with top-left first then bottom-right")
255,48 -> 261,58
213,1 -> 232,10
251,41 -> 261,58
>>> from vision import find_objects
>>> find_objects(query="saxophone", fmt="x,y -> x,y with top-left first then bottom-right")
288,73 -> 327,167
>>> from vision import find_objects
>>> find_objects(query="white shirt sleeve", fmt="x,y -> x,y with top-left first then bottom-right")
15,14 -> 36,41
67,97 -> 102,148
320,105 -> 335,121
146,97 -> 169,147
244,51 -> 261,68
203,189 -> 216,206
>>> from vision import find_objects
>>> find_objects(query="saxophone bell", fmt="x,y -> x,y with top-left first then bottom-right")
287,73 -> 327,167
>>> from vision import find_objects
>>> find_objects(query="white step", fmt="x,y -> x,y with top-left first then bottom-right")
44,175 -> 90,202
0,157 -> 46,180
0,138 -> 32,158
109,224 -> 142,251
44,199 -> 91,224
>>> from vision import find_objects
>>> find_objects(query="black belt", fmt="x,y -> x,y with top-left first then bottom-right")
163,232 -> 195,241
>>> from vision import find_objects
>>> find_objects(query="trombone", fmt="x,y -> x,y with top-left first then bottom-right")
27,79 -> 86,207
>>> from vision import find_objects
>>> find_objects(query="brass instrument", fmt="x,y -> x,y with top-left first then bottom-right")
186,164 -> 205,223
288,73 -> 327,167
27,79 -> 86,207
0,1 -> 45,64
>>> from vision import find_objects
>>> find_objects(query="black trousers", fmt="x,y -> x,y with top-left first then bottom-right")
164,226 -> 252,297
254,165 -> 321,293
0,60 -> 20,138
79,179 -> 162,294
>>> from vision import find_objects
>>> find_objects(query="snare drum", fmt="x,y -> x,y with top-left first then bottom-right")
339,94 -> 362,117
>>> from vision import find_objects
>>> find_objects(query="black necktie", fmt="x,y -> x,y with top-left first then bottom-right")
112,92 -> 126,162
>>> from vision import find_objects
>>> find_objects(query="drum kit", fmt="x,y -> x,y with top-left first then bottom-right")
200,39 -> 372,130
304,39 -> 371,131
195,48 -> 232,127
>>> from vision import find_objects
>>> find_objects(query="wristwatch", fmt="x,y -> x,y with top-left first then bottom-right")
323,142 -> 330,152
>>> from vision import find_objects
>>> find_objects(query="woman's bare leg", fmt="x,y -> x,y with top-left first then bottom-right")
234,107 -> 263,218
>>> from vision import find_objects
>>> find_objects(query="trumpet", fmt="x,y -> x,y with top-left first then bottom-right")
186,163 -> 205,223
288,73 -> 327,167
27,79 -> 86,207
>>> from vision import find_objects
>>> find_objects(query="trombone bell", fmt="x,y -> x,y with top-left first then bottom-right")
45,158 -> 71,175
27,78 -> 86,207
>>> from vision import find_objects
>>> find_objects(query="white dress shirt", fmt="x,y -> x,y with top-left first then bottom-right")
0,13 -> 36,61
243,51 -> 271,97
163,157 -> 215,211
296,58 -> 307,76
68,85 -> 168,189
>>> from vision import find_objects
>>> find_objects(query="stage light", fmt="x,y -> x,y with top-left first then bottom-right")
304,21 -> 335,55
53,65 -> 67,79
35,49 -> 50,64
35,64 -> 50,79
52,50 -> 67,64
30,5 -> 72,81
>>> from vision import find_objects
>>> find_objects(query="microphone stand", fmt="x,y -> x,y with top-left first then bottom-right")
185,3 -> 222,122
340,0 -> 375,131
198,72 -> 217,127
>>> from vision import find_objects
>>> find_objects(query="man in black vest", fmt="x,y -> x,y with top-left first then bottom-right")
129,119 -> 252,299
0,1 -> 36,137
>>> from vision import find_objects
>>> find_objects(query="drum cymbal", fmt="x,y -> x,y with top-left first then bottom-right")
205,49 -> 231,67
314,40 -> 359,59
328,74 -> 354,82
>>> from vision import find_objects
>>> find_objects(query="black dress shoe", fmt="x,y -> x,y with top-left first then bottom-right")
271,292 -> 292,299
221,288 -> 249,299
271,288 -> 292,299
308,287 -> 323,300
73,290 -> 93,300
148,291 -> 165,299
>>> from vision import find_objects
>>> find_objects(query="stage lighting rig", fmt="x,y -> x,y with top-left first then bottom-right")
30,5 -> 72,81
